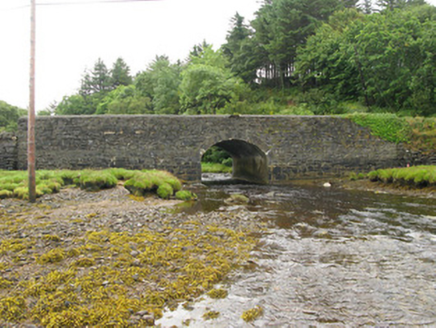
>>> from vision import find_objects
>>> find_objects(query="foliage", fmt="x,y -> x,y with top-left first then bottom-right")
110,57 -> 133,88
55,58 -> 133,115
201,163 -> 233,174
345,113 -> 412,143
46,2 -> 436,117
296,5 -> 436,115
134,56 -> 183,114
180,47 -> 249,114
95,85 -> 151,115
202,146 -> 232,165
0,101 -> 26,132
367,165 -> 436,187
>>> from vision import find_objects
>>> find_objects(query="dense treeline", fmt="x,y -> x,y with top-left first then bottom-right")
36,0 -> 435,117
0,101 -> 26,132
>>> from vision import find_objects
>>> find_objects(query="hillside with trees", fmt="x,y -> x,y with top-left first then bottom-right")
27,0 -> 435,118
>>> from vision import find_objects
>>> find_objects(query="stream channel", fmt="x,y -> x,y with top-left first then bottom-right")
157,175 -> 436,327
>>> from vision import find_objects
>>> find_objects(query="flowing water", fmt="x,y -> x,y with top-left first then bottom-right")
157,177 -> 436,327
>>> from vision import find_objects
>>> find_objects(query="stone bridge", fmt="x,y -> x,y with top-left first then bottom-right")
2,115 -> 408,183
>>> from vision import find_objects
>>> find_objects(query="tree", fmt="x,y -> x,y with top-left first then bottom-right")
359,0 -> 373,14
296,5 -> 436,115
188,40 -> 212,59
134,56 -> 183,114
0,100 -> 26,131
179,46 -> 249,114
221,13 -> 259,84
96,85 -> 151,115
80,58 -> 112,96
38,101 -> 57,116
250,0 -> 358,88
74,58 -> 113,114
55,94 -> 90,115
110,57 -> 132,88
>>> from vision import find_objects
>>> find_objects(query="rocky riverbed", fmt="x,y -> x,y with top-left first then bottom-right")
0,186 -> 265,327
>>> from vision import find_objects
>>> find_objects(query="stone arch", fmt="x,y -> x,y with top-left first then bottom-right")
201,139 -> 269,184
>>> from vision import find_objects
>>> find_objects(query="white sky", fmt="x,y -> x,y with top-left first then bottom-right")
1,0 -> 435,112
0,0 -> 262,111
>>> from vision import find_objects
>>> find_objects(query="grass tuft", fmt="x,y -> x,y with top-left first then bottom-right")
0,169 -> 183,200
367,165 -> 436,188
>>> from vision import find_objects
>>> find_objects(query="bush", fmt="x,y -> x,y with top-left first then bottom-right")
202,146 -> 232,165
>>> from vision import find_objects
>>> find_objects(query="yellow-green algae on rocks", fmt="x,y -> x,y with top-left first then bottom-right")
0,192 -> 262,327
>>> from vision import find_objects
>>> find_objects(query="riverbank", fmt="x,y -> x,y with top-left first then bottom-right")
0,186 -> 264,327
340,178 -> 436,198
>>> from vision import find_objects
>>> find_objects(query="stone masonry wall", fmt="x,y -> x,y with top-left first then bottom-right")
0,132 -> 18,170
17,115 -> 405,182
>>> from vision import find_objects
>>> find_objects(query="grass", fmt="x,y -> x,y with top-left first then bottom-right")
0,169 -> 185,200
344,113 -> 412,144
367,165 -> 436,188
406,117 -> 436,154
344,114 -> 436,155
201,162 -> 232,174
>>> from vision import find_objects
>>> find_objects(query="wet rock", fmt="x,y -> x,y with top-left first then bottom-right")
225,194 -> 249,204
130,250 -> 139,257
312,229 -> 332,239
135,310 -> 149,316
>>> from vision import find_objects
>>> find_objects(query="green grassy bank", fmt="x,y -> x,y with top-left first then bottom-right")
366,165 -> 436,188
0,169 -> 196,201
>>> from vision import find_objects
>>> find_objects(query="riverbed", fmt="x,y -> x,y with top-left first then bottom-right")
158,177 -> 436,327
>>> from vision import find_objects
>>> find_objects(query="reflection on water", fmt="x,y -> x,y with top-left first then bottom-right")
158,178 -> 436,327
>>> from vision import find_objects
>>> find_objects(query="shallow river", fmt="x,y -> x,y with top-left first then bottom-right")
158,178 -> 436,327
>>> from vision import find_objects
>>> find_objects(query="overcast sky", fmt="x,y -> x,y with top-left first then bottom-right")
0,0 -> 262,111
1,0 -> 435,112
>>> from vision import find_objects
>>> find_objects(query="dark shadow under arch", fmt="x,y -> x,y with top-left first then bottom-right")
208,139 -> 268,184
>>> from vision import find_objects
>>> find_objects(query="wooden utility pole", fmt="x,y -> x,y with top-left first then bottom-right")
28,0 -> 36,202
